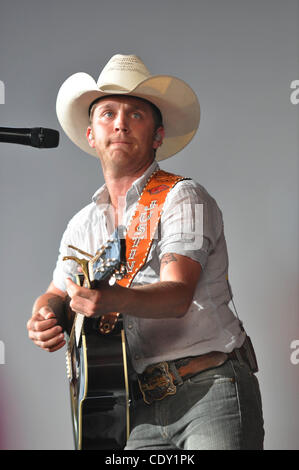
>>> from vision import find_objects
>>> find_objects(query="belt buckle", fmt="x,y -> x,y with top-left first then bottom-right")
138,362 -> 177,405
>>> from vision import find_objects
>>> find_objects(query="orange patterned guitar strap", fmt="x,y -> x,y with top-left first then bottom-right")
98,169 -> 188,334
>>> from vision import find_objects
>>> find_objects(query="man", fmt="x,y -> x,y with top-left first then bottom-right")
27,54 -> 264,450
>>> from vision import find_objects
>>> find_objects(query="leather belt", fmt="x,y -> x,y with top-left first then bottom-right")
136,344 -> 250,405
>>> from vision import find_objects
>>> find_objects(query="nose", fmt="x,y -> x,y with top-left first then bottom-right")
114,110 -> 128,133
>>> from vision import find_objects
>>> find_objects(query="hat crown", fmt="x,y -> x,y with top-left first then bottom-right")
97,54 -> 151,92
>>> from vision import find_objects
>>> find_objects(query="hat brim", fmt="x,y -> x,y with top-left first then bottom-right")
56,72 -> 200,161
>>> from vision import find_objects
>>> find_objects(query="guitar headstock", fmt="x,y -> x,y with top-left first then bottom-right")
91,236 -> 126,285
63,229 -> 126,288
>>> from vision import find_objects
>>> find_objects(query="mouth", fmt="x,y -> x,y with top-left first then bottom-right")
110,141 -> 131,145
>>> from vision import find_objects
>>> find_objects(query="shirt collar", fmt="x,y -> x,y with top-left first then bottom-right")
92,183 -> 109,205
130,160 -> 159,197
91,160 -> 159,205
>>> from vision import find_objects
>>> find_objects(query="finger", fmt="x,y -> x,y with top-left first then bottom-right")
34,339 -> 66,352
39,306 -> 56,320
66,278 -> 79,297
69,295 -> 90,316
70,288 -> 103,316
47,340 -> 66,353
29,316 -> 59,334
27,316 -> 53,335
34,331 -> 65,351
27,307 -> 56,328
31,324 -> 63,343
66,278 -> 94,300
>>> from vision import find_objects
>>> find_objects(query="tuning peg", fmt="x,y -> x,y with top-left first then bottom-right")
95,245 -> 106,256
109,276 -> 116,286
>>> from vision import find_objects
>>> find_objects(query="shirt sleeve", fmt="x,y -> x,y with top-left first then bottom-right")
52,223 -> 80,292
157,180 -> 224,270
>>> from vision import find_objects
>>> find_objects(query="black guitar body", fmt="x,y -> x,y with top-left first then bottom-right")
63,234 -> 131,450
67,317 -> 130,450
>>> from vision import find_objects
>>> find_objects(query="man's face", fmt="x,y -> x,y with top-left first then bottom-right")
87,95 -> 164,177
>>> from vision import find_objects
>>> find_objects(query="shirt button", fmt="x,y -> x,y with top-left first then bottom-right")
128,322 -> 133,329
134,354 -> 140,360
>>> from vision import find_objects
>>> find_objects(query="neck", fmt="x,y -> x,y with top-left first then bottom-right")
102,159 -> 155,226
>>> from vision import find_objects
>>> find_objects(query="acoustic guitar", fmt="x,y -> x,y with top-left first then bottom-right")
63,233 -> 130,450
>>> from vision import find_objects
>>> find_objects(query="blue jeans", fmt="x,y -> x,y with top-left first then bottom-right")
125,359 -> 264,450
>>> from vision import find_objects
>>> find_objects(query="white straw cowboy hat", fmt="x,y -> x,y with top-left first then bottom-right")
56,54 -> 200,161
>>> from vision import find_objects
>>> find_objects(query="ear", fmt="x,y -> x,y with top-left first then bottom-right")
86,126 -> 95,148
152,126 -> 165,150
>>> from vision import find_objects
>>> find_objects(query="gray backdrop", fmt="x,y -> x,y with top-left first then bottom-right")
0,0 -> 298,450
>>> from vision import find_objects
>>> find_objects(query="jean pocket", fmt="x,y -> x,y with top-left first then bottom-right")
187,360 -> 235,385
186,368 -> 239,418
188,373 -> 235,385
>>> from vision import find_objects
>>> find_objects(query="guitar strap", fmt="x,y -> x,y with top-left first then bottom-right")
98,169 -> 189,334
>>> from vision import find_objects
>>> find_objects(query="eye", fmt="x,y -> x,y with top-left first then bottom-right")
103,111 -> 114,118
132,111 -> 142,119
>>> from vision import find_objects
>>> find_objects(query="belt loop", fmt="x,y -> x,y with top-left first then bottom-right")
169,361 -> 183,386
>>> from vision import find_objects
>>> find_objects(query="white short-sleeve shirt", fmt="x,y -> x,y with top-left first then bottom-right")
53,161 -> 245,373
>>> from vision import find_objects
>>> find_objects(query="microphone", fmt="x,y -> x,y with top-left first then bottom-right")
0,127 -> 59,148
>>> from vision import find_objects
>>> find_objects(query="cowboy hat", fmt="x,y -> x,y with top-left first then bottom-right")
56,54 -> 200,161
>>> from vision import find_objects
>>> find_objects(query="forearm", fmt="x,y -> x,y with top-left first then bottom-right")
116,281 -> 193,319
32,293 -> 67,329
65,253 -> 201,320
